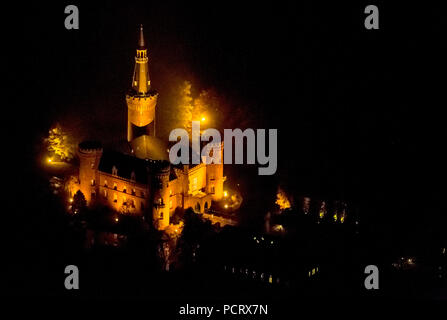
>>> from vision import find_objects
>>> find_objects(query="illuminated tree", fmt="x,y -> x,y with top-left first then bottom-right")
174,81 -> 215,135
177,81 -> 194,134
45,124 -> 75,161
192,90 -> 213,123
275,187 -> 291,211
72,190 -> 86,214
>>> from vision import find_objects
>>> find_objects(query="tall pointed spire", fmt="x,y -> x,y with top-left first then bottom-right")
138,24 -> 145,49
131,24 -> 150,94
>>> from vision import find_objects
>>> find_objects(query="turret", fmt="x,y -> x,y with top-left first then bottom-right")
205,141 -> 225,201
152,164 -> 170,230
77,141 -> 103,204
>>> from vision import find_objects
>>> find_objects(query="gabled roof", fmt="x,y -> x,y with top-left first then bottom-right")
98,150 -> 166,184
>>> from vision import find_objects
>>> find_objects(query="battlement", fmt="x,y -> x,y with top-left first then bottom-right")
126,92 -> 158,112
78,141 -> 103,154
126,90 -> 158,101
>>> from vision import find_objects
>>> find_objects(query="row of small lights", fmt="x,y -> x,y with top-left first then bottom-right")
224,265 -> 281,284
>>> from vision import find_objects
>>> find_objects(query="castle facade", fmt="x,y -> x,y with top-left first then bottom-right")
71,26 -> 225,230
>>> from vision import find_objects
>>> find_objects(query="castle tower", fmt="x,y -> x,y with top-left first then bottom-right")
152,165 -> 170,230
206,142 -> 225,201
126,25 -> 159,141
77,141 -> 103,204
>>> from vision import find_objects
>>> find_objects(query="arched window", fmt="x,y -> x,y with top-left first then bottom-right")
112,165 -> 118,176
195,202 -> 201,213
204,202 -> 209,210
113,183 -> 117,190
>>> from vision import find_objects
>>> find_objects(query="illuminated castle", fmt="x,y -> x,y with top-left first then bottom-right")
72,25 -> 225,230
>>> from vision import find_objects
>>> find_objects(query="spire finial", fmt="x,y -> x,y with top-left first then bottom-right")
138,24 -> 145,49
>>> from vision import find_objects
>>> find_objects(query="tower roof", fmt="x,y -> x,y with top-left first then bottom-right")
138,24 -> 145,49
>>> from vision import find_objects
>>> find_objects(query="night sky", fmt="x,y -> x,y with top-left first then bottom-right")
4,1 -> 447,297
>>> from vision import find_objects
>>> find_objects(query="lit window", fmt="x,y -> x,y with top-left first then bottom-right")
169,200 -> 173,209
91,179 -> 95,186
103,190 -> 107,198
192,177 -> 197,191
113,183 -> 117,190
104,180 -> 108,187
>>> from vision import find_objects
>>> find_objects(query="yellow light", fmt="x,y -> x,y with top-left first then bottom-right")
47,158 -> 52,163
201,117 -> 206,122
115,217 -> 119,222
223,191 -> 228,197
69,198 -> 73,203
224,204 -> 228,209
